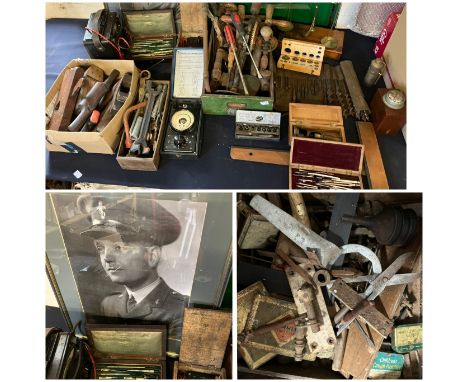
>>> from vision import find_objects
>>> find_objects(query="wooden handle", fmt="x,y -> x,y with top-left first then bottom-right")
342,300 -> 375,323
230,146 -> 289,165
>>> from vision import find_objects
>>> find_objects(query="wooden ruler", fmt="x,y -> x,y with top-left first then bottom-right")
230,146 -> 289,166
356,122 -> 389,189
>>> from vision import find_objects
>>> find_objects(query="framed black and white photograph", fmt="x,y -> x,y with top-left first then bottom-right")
46,192 -> 231,355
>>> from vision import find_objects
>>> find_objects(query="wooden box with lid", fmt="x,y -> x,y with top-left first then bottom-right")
173,308 -> 232,379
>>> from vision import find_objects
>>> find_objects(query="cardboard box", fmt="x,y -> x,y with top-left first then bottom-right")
45,59 -> 138,154
116,80 -> 171,171
289,137 -> 364,189
289,103 -> 346,145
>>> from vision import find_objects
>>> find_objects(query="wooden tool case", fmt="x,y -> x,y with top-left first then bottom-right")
289,137 -> 364,189
289,103 -> 346,144
87,324 -> 166,379
173,308 -> 232,379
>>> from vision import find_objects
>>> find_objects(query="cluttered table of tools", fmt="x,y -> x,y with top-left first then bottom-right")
45,17 -> 406,190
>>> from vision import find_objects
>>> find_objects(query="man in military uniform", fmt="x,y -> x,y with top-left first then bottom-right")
78,195 -> 189,354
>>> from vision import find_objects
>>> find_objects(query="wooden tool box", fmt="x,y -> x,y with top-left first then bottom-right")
173,308 -> 232,379
288,103 -> 346,144
201,24 -> 275,115
116,80 -> 170,171
289,137 -> 364,189
86,324 -> 167,379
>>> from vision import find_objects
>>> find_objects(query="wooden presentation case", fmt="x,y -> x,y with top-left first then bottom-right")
87,324 -> 167,379
288,103 -> 346,144
289,137 -> 364,189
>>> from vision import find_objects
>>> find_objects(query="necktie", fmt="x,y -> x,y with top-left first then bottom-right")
127,295 -> 137,312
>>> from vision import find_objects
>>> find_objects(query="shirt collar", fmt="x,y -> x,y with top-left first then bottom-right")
125,277 -> 161,305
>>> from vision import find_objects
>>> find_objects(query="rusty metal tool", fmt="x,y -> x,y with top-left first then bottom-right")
334,251 -> 416,335
238,313 -> 308,344
129,82 -> 162,156
224,24 -> 249,95
68,69 -> 119,132
205,5 -> 224,48
338,272 -> 421,286
231,12 -> 262,79
249,195 -> 382,271
93,72 -> 132,133
48,67 -> 84,131
340,60 -> 371,121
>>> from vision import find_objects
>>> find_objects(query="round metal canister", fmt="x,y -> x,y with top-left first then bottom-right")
364,58 -> 386,86
382,89 -> 406,110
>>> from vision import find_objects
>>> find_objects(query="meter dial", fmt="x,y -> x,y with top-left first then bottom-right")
170,109 -> 195,133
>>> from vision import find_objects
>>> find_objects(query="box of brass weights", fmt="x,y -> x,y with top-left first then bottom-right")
45,59 -> 138,154
86,324 -> 167,379
173,308 -> 232,379
289,137 -> 364,189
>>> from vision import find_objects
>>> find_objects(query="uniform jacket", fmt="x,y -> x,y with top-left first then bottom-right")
101,278 -> 188,354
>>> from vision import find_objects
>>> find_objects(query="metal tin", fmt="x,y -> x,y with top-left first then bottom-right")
382,89 -> 406,110
364,58 -> 386,86
391,323 -> 423,353
368,352 -> 404,379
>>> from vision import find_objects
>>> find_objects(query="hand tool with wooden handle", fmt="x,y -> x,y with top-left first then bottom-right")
231,12 -> 263,79
224,24 -> 249,95
48,67 -> 84,131
68,69 -> 119,132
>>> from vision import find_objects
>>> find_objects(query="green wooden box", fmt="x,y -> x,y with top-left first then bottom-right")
201,29 -> 275,116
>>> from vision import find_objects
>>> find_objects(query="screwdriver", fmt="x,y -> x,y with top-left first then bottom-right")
224,24 -> 249,95
230,12 -> 263,79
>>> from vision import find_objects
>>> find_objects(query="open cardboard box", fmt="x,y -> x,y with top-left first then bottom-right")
45,59 -> 138,154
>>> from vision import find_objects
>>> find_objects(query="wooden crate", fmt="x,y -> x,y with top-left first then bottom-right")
173,308 -> 232,379
288,103 -> 346,145
289,137 -> 364,189
87,324 -> 166,379
116,80 -> 170,171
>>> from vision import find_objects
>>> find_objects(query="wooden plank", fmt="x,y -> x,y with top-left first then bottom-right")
356,121 -> 389,189
180,3 -> 206,34
230,146 -> 289,166
179,308 -> 231,369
